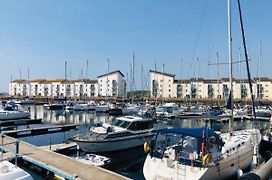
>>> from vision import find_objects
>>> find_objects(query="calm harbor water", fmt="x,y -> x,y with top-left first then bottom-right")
18,105 -> 271,179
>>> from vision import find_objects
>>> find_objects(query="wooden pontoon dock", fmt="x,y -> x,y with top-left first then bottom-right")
0,135 -> 128,180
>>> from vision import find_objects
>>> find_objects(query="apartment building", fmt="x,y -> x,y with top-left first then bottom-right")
9,70 -> 125,98
150,70 -> 272,100
97,70 -> 126,97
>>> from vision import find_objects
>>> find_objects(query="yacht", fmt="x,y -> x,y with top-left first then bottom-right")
143,127 -> 260,180
144,0 -> 261,179
0,104 -> 30,120
0,160 -> 33,180
156,103 -> 181,118
72,109 -> 167,153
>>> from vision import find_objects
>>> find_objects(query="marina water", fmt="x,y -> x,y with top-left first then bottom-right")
18,105 -> 270,179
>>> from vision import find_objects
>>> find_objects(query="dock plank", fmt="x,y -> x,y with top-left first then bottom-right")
0,135 -> 127,180
40,142 -> 77,152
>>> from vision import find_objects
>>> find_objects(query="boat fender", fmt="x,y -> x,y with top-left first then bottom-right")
237,168 -> 243,178
144,142 -> 151,153
202,154 -> 213,165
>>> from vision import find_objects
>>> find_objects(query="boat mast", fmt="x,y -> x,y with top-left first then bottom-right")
257,41 -> 262,100
237,0 -> 257,124
106,58 -> 109,99
132,52 -> 135,104
228,0 -> 233,134
216,53 -> 220,104
86,59 -> 89,81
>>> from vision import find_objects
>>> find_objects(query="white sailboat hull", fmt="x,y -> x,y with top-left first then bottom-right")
143,129 -> 260,180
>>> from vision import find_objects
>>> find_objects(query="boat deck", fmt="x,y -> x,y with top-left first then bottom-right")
0,135 -> 128,180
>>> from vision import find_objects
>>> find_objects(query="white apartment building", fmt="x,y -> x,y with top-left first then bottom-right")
150,70 -> 175,98
97,70 -> 126,97
150,70 -> 272,100
9,70 -> 125,98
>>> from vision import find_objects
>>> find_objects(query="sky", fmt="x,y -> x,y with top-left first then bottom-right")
0,0 -> 271,92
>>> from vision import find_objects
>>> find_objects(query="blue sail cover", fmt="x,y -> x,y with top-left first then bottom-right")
158,128 -> 220,140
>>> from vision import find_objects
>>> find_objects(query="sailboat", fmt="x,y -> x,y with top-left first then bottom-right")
143,0 -> 261,179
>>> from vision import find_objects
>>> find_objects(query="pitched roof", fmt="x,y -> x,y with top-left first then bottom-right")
149,70 -> 175,77
97,70 -> 124,78
11,79 -> 27,83
30,79 -> 47,83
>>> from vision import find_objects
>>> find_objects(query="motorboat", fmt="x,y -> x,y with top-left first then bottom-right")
143,127 -> 261,180
95,102 -> 110,113
156,103 -> 181,118
0,104 -> 30,120
14,99 -> 34,105
74,154 -> 111,167
44,103 -> 66,110
0,160 -> 33,180
122,104 -> 140,116
72,108 -> 167,153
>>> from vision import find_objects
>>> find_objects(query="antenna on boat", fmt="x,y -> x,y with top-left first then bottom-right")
227,0 -> 234,135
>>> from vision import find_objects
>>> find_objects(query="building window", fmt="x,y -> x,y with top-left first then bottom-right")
208,84 -> 214,98
240,84 -> 247,99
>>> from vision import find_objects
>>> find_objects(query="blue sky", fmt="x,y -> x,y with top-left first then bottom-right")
0,0 -> 271,92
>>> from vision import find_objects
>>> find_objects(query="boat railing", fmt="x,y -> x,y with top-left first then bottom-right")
0,133 -> 20,166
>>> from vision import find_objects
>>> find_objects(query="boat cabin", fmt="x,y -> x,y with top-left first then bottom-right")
150,128 -> 224,167
110,116 -> 156,131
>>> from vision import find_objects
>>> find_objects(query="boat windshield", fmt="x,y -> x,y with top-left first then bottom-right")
153,132 -> 200,161
110,119 -> 131,129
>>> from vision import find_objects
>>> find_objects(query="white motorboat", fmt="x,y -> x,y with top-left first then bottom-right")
0,104 -> 30,120
72,109 -> 167,153
74,154 -> 111,167
95,105 -> 110,113
156,103 -> 182,118
14,99 -> 34,105
122,104 -> 140,116
0,160 -> 33,180
143,128 -> 261,180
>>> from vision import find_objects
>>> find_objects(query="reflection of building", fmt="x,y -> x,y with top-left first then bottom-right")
9,70 -> 125,98
150,70 -> 272,100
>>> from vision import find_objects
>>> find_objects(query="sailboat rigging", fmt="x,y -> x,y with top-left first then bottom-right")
142,0 -> 261,179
